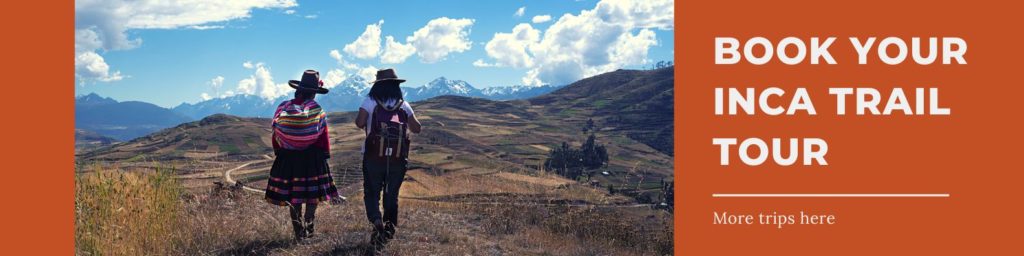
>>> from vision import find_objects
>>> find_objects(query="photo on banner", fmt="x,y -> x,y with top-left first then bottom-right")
72,0 -> 675,255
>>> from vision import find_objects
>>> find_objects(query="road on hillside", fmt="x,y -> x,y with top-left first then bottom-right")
223,155 -> 272,194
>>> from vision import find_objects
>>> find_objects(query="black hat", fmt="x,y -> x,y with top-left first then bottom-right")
372,68 -> 406,84
288,70 -> 329,94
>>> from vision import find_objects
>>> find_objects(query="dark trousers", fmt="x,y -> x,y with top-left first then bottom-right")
362,156 -> 408,227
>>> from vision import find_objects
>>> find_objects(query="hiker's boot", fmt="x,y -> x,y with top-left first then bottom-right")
370,219 -> 386,247
383,222 -> 396,241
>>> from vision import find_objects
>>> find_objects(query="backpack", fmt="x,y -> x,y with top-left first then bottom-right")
365,99 -> 411,162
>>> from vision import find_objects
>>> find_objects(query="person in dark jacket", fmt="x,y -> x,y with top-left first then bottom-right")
355,68 -> 422,246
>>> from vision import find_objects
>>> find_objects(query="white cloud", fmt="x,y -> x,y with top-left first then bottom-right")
75,51 -> 124,82
304,14 -> 317,19
481,0 -> 671,86
515,7 -> 526,17
593,0 -> 674,30
326,49 -> 377,84
358,65 -> 379,83
206,75 -> 225,96
235,62 -> 291,101
483,23 -> 540,68
118,0 -> 297,29
472,59 -> 498,67
74,0 -> 296,83
242,61 -> 255,69
209,76 -> 225,89
532,15 -> 552,23
343,20 -> 383,60
406,17 -> 474,63
284,9 -> 296,15
188,25 -> 224,30
380,36 -> 416,64
329,50 -> 343,63
609,29 -> 657,66
74,29 -> 103,54
199,76 -> 225,102
321,69 -> 347,89
328,49 -> 359,70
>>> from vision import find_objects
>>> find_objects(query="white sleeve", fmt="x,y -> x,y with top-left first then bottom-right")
402,101 -> 415,117
360,97 -> 375,112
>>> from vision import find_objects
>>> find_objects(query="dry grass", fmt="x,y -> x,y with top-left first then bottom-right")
75,169 -> 182,255
76,167 -> 672,255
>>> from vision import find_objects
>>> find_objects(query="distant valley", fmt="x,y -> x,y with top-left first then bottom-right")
75,93 -> 193,141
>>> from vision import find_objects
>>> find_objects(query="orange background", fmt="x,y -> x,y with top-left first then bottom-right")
675,0 -> 1024,255
0,0 -> 1022,254
0,1 -> 74,254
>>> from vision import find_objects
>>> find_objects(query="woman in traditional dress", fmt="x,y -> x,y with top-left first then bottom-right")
265,70 -> 340,241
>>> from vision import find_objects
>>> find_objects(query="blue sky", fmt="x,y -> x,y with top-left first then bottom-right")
75,0 -> 674,108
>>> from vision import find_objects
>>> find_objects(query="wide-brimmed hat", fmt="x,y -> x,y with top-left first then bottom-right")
288,70 -> 329,94
372,68 -> 406,84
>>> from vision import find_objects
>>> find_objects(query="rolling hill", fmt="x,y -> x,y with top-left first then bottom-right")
74,129 -> 118,154
78,114 -> 272,162
531,67 -> 674,155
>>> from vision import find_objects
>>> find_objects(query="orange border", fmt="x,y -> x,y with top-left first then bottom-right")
675,0 -> 1024,255
0,1 -> 74,254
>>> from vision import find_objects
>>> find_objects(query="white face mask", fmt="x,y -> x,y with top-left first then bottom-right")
382,99 -> 399,108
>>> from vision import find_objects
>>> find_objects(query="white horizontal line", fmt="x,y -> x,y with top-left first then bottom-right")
712,193 -> 950,198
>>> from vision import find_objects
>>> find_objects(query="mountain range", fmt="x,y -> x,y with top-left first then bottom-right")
75,93 -> 193,141
80,67 -> 673,161
80,66 -> 674,179
171,75 -> 563,119
77,76 -> 563,141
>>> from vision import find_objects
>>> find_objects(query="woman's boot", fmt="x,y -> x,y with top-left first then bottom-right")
304,204 -> 317,238
289,204 -> 305,241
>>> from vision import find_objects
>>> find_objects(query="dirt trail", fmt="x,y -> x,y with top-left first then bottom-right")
223,155 -> 272,194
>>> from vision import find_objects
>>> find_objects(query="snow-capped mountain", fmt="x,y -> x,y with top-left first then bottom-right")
173,75 -> 370,119
405,77 -> 483,101
480,84 -> 564,100
173,76 -> 565,119
331,74 -> 372,96
173,94 -> 278,119
314,74 -> 372,111
75,92 -> 119,107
